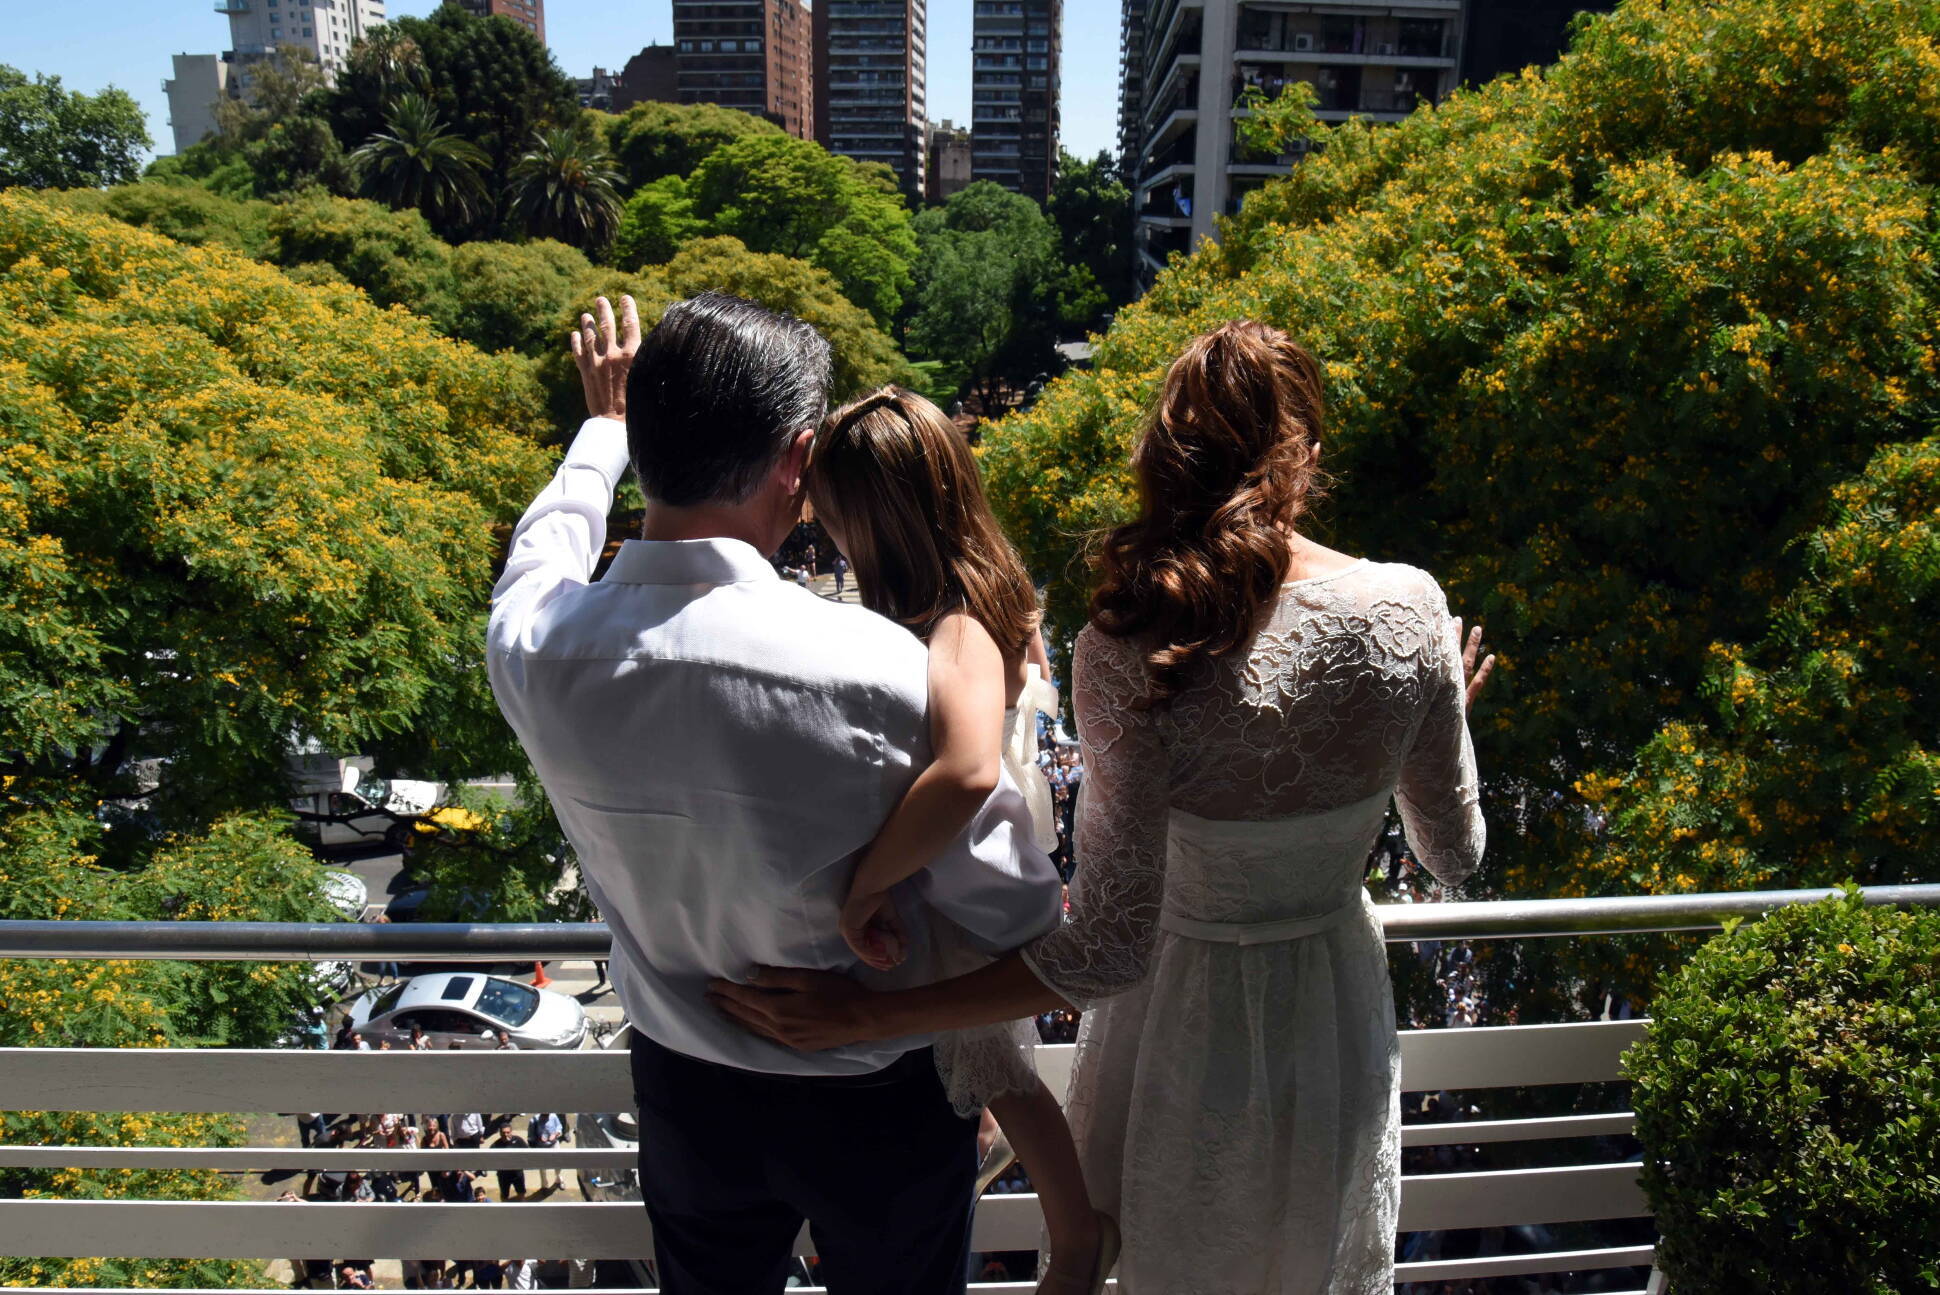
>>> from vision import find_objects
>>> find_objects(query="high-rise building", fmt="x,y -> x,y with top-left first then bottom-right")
1121,0 -> 1467,288
163,53 -> 233,154
1116,0 -> 1148,174
970,0 -> 1060,202
814,0 -> 928,198
927,118 -> 973,202
446,0 -> 545,46
673,0 -> 814,140
164,0 -> 386,153
223,0 -> 385,73
612,44 -> 680,113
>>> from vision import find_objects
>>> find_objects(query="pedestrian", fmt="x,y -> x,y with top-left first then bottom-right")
454,1110 -> 485,1150
295,1112 -> 327,1149
832,553 -> 848,597
503,1259 -> 537,1291
492,1121 -> 528,1201
526,1112 -> 563,1191
409,1025 -> 430,1051
493,1030 -> 517,1051
349,1031 -> 370,1052
591,959 -> 608,988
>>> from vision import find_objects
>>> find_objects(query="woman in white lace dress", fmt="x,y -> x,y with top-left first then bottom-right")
712,320 -> 1488,1294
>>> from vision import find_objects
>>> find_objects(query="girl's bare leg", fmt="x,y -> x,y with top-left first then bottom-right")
986,1080 -> 1104,1293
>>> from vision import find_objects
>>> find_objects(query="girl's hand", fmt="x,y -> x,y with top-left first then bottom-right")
841,887 -> 908,970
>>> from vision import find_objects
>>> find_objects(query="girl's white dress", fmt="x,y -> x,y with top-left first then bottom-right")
931,663 -> 1065,1115
1018,562 -> 1486,1294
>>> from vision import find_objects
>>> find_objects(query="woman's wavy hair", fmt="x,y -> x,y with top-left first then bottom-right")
1091,320 -> 1329,706
807,387 -> 1039,654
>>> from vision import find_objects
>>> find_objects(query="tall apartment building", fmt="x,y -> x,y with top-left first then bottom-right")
673,0 -> 814,139
970,0 -> 1060,202
814,0 -> 928,198
1117,0 -> 1148,173
164,0 -> 385,153
447,0 -> 545,46
1120,0 -> 1466,287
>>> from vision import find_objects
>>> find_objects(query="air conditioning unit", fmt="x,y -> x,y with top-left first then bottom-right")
1293,33 -> 1314,51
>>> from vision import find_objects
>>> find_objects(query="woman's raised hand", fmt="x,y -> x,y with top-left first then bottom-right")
1453,617 -> 1495,713
706,966 -> 873,1052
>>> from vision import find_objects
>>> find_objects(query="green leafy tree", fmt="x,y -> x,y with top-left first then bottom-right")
327,6 -> 579,235
264,192 -> 458,328
0,65 -> 149,189
1578,432 -> 1940,896
905,181 -> 1104,408
533,236 -> 918,430
144,139 -> 258,200
687,133 -> 918,326
976,0 -> 1940,927
448,237 -> 592,354
0,187 -> 549,841
611,173 -> 705,269
43,183 -> 272,258
349,92 -> 491,232
508,125 -> 624,253
185,47 -> 356,199
1048,149 -> 1136,309
599,99 -> 783,194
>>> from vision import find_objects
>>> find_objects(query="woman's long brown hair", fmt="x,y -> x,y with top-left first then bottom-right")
1091,320 -> 1328,705
807,387 -> 1039,655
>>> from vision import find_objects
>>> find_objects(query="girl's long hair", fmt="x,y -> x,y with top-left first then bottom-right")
1091,320 -> 1328,706
807,387 -> 1039,654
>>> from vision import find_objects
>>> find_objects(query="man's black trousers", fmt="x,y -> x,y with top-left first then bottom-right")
629,1032 -> 978,1295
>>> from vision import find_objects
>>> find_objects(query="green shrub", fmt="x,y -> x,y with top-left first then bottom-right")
1627,891 -> 1940,1293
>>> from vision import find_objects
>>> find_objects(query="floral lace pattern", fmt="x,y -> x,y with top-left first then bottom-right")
1019,561 -> 1485,1294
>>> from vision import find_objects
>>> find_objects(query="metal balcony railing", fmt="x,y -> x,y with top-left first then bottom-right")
4,883 -> 1938,1294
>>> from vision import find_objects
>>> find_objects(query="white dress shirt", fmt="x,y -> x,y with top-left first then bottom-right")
487,418 -> 1063,1075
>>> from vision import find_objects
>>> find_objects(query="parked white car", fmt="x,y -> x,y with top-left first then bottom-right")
347,972 -> 588,1050
291,768 -> 444,853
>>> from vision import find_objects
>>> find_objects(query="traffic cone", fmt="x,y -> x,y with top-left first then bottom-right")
530,961 -> 552,988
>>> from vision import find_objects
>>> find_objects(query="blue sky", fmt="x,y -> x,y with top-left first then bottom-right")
9,0 -> 1125,163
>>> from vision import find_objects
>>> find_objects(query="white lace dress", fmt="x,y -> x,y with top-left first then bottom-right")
931,663 -> 1066,1116
1018,560 -> 1485,1294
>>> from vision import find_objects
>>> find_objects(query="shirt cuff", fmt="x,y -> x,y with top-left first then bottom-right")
564,417 -> 631,491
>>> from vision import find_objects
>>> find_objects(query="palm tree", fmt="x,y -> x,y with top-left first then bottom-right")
508,127 -> 624,252
349,94 -> 490,231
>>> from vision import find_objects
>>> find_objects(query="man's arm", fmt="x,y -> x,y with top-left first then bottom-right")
486,298 -> 640,657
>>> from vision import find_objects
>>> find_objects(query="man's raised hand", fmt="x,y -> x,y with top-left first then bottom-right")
570,294 -> 640,421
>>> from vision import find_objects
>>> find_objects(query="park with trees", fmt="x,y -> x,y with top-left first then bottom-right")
0,0 -> 1937,1281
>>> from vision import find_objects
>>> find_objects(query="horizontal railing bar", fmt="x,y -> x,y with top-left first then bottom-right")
1399,1110 -> 1636,1147
1398,1162 -> 1645,1231
1393,1244 -> 1657,1283
3,884 -> 1934,960
0,1145 -> 635,1170
0,1023 -> 1644,1115
0,1197 -> 1046,1259
0,1162 -> 1650,1258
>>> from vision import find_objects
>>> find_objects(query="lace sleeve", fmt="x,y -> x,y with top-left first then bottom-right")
1019,625 -> 1170,1010
1395,576 -> 1485,887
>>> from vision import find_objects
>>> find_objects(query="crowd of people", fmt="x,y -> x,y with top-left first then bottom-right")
282,1033 -> 571,1290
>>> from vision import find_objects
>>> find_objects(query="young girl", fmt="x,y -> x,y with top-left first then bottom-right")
806,387 -> 1117,1295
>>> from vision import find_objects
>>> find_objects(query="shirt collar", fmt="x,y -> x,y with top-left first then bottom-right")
603,537 -> 780,586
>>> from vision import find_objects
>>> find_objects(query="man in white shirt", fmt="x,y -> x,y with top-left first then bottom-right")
487,293 -> 1061,1293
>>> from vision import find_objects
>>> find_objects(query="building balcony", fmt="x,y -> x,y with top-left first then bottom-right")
7,884 -> 1935,1291
214,0 -> 250,11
